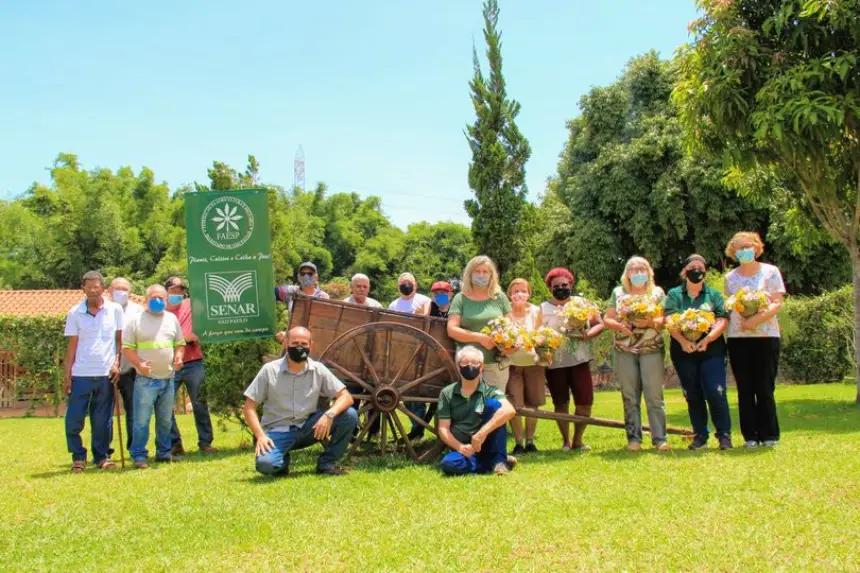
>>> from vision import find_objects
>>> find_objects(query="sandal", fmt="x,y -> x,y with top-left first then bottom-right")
98,459 -> 118,470
71,460 -> 85,474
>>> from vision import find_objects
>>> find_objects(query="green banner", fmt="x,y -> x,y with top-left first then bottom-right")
184,189 -> 276,343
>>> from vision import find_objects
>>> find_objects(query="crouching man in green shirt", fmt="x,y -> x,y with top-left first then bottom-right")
438,346 -> 518,475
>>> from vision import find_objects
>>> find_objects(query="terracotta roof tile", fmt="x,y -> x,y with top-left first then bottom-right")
0,290 -> 146,317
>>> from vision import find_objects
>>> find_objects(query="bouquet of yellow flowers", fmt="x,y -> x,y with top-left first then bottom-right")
557,298 -> 600,334
666,309 -> 716,342
481,317 -> 528,351
529,326 -> 564,366
617,294 -> 663,322
726,288 -> 770,318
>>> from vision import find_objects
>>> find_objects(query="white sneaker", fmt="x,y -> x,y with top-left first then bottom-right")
743,440 -> 759,449
762,440 -> 778,447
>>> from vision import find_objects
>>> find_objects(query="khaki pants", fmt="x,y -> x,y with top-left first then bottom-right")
481,363 -> 510,392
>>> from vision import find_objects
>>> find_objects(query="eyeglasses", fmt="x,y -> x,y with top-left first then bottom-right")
299,272 -> 314,278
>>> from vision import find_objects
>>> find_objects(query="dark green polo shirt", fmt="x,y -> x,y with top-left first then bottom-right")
664,283 -> 728,358
437,380 -> 505,444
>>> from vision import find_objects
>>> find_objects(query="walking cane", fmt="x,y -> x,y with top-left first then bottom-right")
113,379 -> 126,469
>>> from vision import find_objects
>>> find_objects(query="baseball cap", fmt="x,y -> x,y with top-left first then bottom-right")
297,261 -> 317,274
430,281 -> 452,293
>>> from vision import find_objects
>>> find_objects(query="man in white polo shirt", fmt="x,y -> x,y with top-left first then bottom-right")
64,270 -> 125,473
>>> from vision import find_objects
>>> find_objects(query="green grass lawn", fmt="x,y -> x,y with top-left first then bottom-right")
2,384 -> 859,572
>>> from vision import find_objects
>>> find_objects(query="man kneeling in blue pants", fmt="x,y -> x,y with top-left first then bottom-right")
438,346 -> 518,476
243,326 -> 357,476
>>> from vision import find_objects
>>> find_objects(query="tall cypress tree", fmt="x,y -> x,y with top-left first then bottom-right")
465,0 -> 532,281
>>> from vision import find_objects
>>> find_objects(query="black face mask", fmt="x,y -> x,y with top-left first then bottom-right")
552,286 -> 572,300
686,269 -> 706,284
399,283 -> 414,296
459,364 -> 481,381
287,345 -> 309,363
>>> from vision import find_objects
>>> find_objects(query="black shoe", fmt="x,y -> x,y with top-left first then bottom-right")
171,444 -> 186,457
316,465 -> 349,476
718,436 -> 734,450
688,436 -> 708,450
511,444 -> 526,456
524,443 -> 539,453
407,429 -> 425,442
154,456 -> 176,463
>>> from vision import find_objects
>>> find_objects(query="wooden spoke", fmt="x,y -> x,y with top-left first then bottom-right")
398,396 -> 440,403
348,409 -> 379,458
383,329 -> 392,380
397,404 -> 437,434
350,394 -> 372,402
391,409 -> 417,461
390,343 -> 423,387
397,366 -> 449,395
357,402 -> 374,415
379,412 -> 388,455
352,338 -> 381,387
417,440 -> 445,464
325,361 -> 375,394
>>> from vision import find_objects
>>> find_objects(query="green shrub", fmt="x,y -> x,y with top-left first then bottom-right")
779,286 -> 853,383
0,314 -> 66,414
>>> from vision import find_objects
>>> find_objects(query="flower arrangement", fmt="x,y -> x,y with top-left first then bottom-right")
481,317 -> 528,350
529,326 -> 564,366
666,309 -> 716,341
557,298 -> 601,334
617,294 -> 663,323
726,288 -> 770,318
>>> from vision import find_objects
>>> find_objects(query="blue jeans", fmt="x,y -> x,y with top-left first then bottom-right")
255,408 -> 359,475
440,399 -> 507,475
169,360 -> 214,449
131,376 -> 175,461
65,376 -> 114,464
671,350 -> 732,440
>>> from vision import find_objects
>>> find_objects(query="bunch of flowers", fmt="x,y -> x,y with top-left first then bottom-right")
529,326 -> 564,366
557,298 -> 601,334
726,288 -> 770,318
666,309 -> 716,342
617,295 -> 663,323
481,317 -> 528,351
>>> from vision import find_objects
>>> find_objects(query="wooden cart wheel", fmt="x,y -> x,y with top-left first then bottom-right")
319,322 -> 458,463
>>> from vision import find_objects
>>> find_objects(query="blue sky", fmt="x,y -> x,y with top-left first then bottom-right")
0,0 -> 697,228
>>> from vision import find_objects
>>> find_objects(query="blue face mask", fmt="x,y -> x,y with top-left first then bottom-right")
736,248 -> 756,264
433,293 -> 450,306
148,298 -> 166,313
168,294 -> 184,306
630,272 -> 649,287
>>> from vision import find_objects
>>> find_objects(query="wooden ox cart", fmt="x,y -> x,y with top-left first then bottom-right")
288,294 -> 692,463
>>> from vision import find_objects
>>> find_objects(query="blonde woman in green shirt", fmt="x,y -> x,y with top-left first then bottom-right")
447,255 -> 513,392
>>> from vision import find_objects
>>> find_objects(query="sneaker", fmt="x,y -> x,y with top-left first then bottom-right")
627,441 -> 641,452
506,455 -> 518,469
573,444 -> 591,452
134,460 -> 149,470
743,440 -> 759,449
761,440 -> 778,447
718,436 -> 733,450
316,465 -> 349,476
688,436 -> 708,450
561,444 -> 572,452
493,462 -> 509,475
511,444 -> 526,456
656,442 -> 672,452
199,446 -> 219,455
524,443 -> 539,454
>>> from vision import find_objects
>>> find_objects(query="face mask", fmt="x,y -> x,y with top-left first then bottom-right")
630,273 -> 649,287
459,364 -> 481,381
299,274 -> 315,288
399,283 -> 414,296
112,291 -> 129,305
472,274 -> 490,288
686,269 -> 706,284
433,293 -> 450,306
552,286 -> 571,300
148,298 -> 166,313
287,345 -> 309,363
168,294 -> 184,306
736,248 -> 756,264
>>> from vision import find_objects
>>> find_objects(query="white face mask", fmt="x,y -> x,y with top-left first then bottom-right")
112,291 -> 129,305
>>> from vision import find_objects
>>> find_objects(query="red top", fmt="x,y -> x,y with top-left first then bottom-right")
173,298 -> 204,363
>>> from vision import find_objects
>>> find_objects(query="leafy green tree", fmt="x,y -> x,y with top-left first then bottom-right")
674,0 -> 860,401
465,0 -> 533,281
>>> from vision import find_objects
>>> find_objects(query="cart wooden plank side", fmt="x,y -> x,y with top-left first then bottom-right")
288,293 -> 693,463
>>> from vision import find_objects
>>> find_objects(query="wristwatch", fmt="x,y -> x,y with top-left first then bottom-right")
324,411 -> 335,420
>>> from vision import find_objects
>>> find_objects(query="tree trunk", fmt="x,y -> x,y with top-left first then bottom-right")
853,258 -> 860,404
